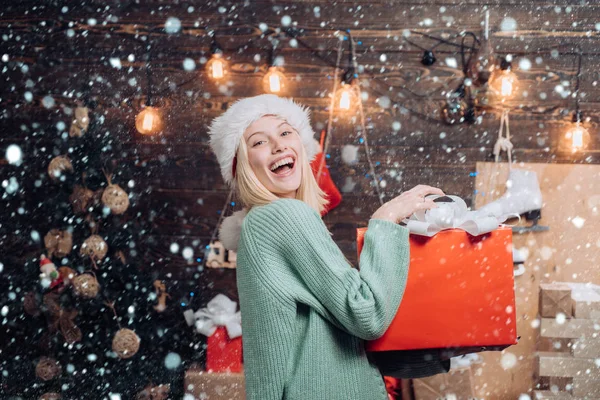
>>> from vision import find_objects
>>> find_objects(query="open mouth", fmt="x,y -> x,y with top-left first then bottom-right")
270,159 -> 296,177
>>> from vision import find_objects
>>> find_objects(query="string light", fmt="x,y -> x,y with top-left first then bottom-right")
489,57 -> 519,100
263,45 -> 286,94
206,34 -> 227,80
135,47 -> 163,135
334,34 -> 360,112
564,49 -> 590,152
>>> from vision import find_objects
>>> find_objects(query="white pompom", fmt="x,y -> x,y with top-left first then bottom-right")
218,208 -> 249,252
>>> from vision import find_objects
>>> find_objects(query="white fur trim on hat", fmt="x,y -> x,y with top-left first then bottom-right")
208,94 -> 320,188
218,208 -> 249,252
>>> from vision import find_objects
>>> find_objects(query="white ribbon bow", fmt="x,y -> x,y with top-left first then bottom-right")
402,195 -> 517,237
183,294 -> 242,339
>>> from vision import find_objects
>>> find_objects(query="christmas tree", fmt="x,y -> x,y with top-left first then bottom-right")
0,100 -> 202,399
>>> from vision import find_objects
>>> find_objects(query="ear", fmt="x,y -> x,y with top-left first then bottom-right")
218,208 -> 249,252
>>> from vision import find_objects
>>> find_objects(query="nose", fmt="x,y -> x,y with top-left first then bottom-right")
271,136 -> 287,153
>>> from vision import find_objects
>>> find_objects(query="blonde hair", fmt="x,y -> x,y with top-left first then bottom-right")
234,129 -> 329,215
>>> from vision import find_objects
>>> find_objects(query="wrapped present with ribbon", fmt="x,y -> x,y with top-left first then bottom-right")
357,195 -> 518,378
184,294 -> 243,373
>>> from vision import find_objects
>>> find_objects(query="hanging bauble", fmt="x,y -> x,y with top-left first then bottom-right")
102,183 -> 129,215
101,169 -> 130,215
47,156 -> 73,181
72,273 -> 100,299
69,106 -> 90,138
35,357 -> 61,381
44,229 -> 73,258
39,393 -> 61,400
112,328 -> 141,359
80,234 -> 108,261
69,185 -> 95,214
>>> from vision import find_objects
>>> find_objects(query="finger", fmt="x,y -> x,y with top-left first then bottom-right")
416,186 -> 445,197
414,199 -> 439,211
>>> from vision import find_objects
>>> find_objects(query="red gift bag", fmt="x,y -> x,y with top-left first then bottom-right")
357,226 -> 517,352
310,130 -> 342,216
206,326 -> 243,373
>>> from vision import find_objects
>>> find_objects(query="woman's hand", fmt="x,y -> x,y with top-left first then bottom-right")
370,185 -> 445,224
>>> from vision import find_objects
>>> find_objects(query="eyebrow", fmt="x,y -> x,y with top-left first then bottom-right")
246,121 -> 291,142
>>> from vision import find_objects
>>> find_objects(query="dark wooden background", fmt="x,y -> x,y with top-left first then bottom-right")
1,0 -> 599,306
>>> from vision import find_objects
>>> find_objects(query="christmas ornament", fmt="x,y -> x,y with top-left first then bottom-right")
69,105 -> 90,138
72,272 -> 100,299
59,308 -> 82,344
39,255 -> 63,289
35,357 -> 61,381
80,234 -> 108,263
69,184 -> 95,214
112,328 -> 141,359
57,266 -> 76,287
39,393 -> 61,400
153,280 -> 171,312
205,240 -> 237,269
135,383 -> 170,400
101,169 -> 130,215
44,229 -> 73,259
47,156 -> 73,181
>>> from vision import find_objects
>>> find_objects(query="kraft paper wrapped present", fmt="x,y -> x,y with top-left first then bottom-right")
184,367 -> 246,400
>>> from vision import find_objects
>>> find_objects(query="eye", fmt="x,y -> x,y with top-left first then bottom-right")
281,130 -> 292,136
252,141 -> 264,147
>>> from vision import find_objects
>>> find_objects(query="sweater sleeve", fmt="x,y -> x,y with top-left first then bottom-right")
250,198 -> 410,340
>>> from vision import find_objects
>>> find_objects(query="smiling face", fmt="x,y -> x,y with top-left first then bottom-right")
242,115 -> 303,199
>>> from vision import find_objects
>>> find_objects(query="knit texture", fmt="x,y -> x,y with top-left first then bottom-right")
236,198 -> 410,400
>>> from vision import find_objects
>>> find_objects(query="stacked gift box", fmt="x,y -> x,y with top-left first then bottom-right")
533,282 -> 600,400
183,295 -> 246,400
412,365 -> 476,400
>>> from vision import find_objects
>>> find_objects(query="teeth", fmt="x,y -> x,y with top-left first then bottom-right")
270,157 -> 294,171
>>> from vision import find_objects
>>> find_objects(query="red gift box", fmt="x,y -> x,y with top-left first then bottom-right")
206,326 -> 243,373
357,226 -> 517,352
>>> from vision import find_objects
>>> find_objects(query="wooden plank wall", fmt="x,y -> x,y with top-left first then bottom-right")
0,1 -> 599,392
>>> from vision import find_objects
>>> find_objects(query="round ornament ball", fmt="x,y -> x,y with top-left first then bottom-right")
39,393 -> 61,400
72,273 -> 100,299
47,156 -> 73,181
102,183 -> 130,215
80,235 -> 108,261
112,328 -> 140,359
35,357 -> 61,381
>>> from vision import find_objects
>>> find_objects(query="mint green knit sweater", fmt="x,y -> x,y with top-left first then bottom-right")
236,198 -> 410,400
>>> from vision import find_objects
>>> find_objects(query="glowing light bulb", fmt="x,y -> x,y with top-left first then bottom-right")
491,69 -> 518,99
211,59 -> 224,79
565,122 -> 590,152
207,54 -> 227,80
269,73 -> 281,92
339,89 -> 351,110
135,106 -> 163,135
263,67 -> 286,94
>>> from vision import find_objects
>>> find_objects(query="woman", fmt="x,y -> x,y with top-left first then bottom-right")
208,94 -> 443,400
